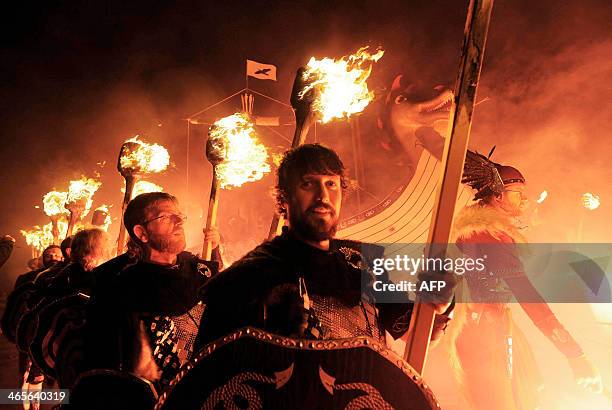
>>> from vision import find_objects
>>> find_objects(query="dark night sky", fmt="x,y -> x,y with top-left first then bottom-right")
1,0 -> 611,286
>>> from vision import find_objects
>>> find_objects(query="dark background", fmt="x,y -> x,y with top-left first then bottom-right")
0,1 -> 611,407
1,0 -> 611,283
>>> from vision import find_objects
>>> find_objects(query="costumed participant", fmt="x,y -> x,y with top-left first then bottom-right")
19,229 -> 114,393
83,192 -> 219,391
195,143 -> 456,350
14,245 -> 63,288
0,234 -> 15,269
448,150 -> 602,409
1,244 -> 64,392
60,235 -> 72,260
30,235 -> 73,291
45,228 -> 113,296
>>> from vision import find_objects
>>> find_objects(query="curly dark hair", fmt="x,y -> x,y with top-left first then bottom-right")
275,144 -> 348,216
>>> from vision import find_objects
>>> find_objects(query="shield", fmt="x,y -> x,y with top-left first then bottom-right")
2,282 -> 35,345
29,294 -> 90,385
156,327 -> 440,410
15,291 -> 43,353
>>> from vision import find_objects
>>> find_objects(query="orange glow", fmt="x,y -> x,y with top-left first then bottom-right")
122,180 -> 164,198
208,113 -> 270,189
300,46 -> 384,123
271,152 -> 283,167
119,136 -> 170,174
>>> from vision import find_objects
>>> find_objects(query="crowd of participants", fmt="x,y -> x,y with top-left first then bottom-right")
0,144 -> 455,409
1,193 -> 224,408
2,143 -> 602,410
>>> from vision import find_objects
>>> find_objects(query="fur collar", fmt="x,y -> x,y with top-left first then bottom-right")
452,203 -> 527,243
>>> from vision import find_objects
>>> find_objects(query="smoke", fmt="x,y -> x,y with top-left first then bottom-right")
2,0 -> 611,279
423,3 -> 612,407
0,0 -> 610,406
471,2 -> 612,242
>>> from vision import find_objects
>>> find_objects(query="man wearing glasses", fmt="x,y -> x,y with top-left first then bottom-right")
84,192 -> 219,390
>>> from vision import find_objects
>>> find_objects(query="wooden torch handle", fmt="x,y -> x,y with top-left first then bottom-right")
116,175 -> 136,256
202,166 -> 220,260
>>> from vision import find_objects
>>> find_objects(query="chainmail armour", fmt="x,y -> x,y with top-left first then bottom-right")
147,302 -> 205,385
310,295 -> 382,340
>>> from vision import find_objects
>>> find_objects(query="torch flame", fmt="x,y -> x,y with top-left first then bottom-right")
299,46 -> 384,123
271,152 -> 284,168
93,205 -> 112,231
582,193 -> 600,210
66,176 -> 102,217
209,113 -> 271,189
122,180 -> 164,198
21,220 -> 71,253
20,226 -> 47,253
536,190 -> 548,204
119,136 -> 170,174
43,190 -> 68,217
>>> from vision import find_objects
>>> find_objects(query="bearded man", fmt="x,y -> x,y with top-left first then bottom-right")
84,192 -> 218,390
195,143 -> 454,351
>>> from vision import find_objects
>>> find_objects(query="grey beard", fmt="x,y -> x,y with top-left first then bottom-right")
148,233 -> 185,256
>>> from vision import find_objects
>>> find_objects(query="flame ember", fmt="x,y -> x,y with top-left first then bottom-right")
299,46 -> 384,123
536,190 -> 548,204
122,180 -> 164,198
93,205 -> 112,231
66,176 -> 102,216
119,136 -> 170,174
582,192 -> 600,210
43,190 -> 68,217
208,113 -> 271,189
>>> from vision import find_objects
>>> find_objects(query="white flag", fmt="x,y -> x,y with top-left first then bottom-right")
246,60 -> 277,81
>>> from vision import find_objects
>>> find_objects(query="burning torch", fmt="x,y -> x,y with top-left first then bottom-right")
91,205 -> 112,231
203,137 -> 223,260
65,177 -> 101,238
42,190 -> 68,244
577,192 -> 601,242
204,113 -> 270,259
116,136 -> 170,254
131,181 -> 164,198
268,46 -> 384,239
21,226 -> 45,259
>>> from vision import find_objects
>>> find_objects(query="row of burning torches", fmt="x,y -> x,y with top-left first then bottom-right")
21,136 -> 169,258
20,45 -> 601,258
20,46 -> 385,258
